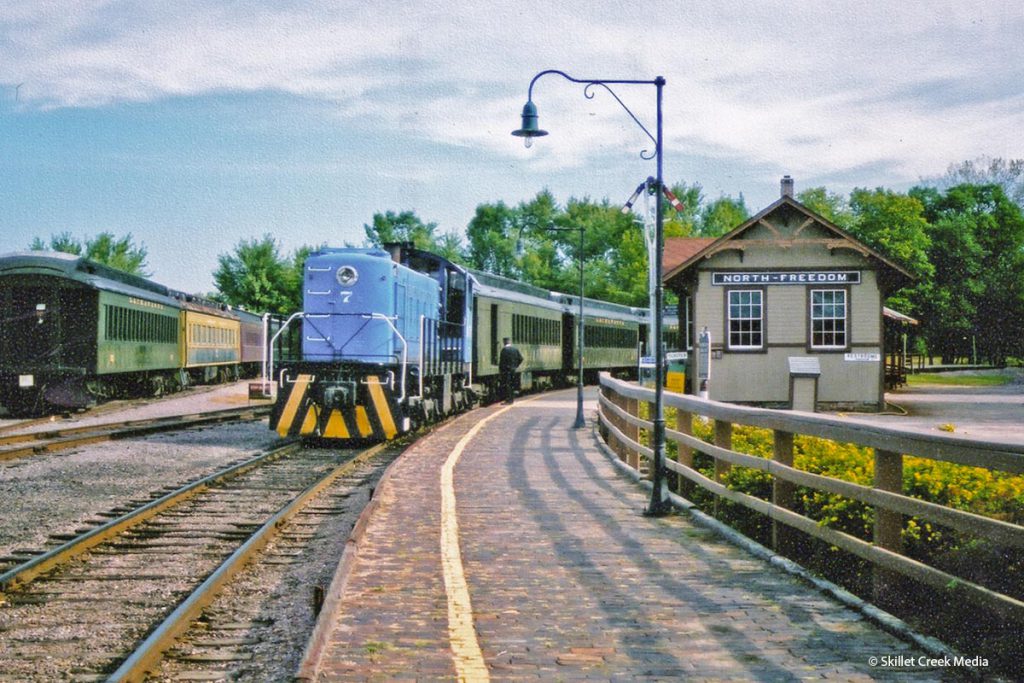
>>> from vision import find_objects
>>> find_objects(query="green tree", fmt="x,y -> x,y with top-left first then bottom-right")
936,157 -> 1024,209
916,205 -> 982,363
363,210 -> 440,251
214,235 -> 308,315
647,182 -> 748,238
30,231 -> 149,276
848,188 -> 933,279
697,194 -> 749,237
601,219 -> 650,306
434,232 -> 466,265
84,232 -> 150,276
663,182 -> 703,236
846,188 -> 933,318
797,187 -> 854,228
466,187 -> 697,307
30,231 -> 82,255
465,191 -> 561,281
465,200 -> 520,277
557,197 -> 638,303
912,184 -> 1024,364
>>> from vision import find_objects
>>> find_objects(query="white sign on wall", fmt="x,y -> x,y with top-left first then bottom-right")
712,271 -> 861,285
844,352 -> 881,362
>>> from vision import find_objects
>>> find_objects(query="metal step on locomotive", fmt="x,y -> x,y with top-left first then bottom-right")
270,243 -> 648,443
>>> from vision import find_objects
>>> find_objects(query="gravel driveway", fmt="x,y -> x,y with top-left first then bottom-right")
837,368 -> 1024,447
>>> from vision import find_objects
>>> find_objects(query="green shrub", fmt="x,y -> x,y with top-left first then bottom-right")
660,407 -> 1024,594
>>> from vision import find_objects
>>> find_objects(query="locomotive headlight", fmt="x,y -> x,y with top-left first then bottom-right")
336,265 -> 359,286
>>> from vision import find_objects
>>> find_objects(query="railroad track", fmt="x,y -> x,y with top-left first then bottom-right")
0,414 -> 66,436
0,382 -> 258,435
0,406 -> 271,463
0,440 -> 395,682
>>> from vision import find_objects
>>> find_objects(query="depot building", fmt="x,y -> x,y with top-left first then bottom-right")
663,176 -> 913,411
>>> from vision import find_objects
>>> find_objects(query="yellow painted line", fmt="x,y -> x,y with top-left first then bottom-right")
366,378 -> 398,439
300,406 -> 319,435
354,406 -> 373,438
440,405 -> 513,682
324,409 -> 349,439
276,374 -> 312,437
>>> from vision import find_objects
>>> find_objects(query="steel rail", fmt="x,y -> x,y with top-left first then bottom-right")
108,442 -> 389,683
0,415 -> 62,435
0,438 -> 298,596
0,406 -> 271,461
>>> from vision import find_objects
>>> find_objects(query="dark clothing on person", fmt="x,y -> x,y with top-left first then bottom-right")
498,342 -> 523,404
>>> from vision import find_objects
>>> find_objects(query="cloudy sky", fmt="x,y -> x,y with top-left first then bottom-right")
2,1 -> 1022,293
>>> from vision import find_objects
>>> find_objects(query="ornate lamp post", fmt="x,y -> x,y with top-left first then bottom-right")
513,70 -> 671,516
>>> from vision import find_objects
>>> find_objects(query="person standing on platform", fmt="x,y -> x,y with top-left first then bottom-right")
498,337 -> 523,404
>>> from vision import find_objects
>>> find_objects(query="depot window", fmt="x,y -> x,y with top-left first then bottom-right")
810,289 -> 848,349
727,289 -> 764,350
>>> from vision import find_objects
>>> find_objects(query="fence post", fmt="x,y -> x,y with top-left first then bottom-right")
597,384 -> 610,443
873,448 -> 904,607
675,409 -> 693,497
625,395 -> 640,471
713,420 -> 732,517
607,386 -> 627,462
772,430 -> 797,556
713,420 -> 732,482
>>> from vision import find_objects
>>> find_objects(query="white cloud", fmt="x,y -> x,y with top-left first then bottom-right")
2,0 -> 1023,189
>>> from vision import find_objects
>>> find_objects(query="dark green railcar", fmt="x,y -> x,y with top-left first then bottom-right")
469,269 -> 644,398
0,252 -> 184,413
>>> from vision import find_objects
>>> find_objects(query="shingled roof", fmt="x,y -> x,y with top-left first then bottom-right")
662,237 -> 715,272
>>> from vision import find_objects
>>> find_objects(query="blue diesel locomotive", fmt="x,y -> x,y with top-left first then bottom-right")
270,243 -> 646,442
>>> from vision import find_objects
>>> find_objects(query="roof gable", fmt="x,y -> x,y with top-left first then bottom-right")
663,195 -> 913,288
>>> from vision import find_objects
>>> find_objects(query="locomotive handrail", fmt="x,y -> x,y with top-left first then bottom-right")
361,313 -> 407,403
261,313 -> 269,385
419,315 -> 426,400
279,369 -> 315,385
268,312 -> 306,388
360,371 -> 395,390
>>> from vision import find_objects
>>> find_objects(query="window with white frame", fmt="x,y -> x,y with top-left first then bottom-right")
810,289 -> 847,349
727,289 -> 763,349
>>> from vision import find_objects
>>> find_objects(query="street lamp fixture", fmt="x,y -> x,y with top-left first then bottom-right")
513,69 -> 672,516
511,100 -> 548,148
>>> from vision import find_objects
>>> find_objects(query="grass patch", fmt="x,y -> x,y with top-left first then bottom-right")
907,372 -> 1011,387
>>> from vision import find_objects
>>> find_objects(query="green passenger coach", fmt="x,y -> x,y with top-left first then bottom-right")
98,292 -> 181,375
0,251 -> 271,415
469,269 -> 643,393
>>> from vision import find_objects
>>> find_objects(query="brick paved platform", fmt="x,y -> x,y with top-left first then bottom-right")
300,389 -> 945,681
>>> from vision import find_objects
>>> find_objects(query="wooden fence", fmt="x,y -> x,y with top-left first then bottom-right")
597,372 -> 1024,623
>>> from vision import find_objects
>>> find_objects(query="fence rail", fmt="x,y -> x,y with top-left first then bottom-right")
597,372 -> 1024,623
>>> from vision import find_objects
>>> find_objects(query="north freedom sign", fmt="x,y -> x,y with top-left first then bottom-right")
712,271 -> 861,286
